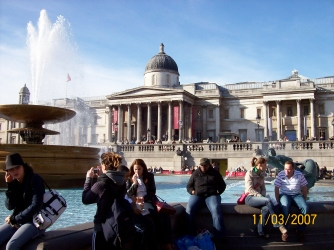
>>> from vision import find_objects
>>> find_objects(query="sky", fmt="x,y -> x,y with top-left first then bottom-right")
0,0 -> 333,104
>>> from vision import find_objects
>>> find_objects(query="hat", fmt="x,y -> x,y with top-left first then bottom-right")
5,153 -> 24,171
199,158 -> 210,166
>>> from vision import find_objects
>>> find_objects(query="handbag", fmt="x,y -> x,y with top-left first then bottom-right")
237,183 -> 261,205
237,192 -> 249,205
33,179 -> 67,230
153,195 -> 176,215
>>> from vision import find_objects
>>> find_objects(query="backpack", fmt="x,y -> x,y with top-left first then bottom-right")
102,197 -> 136,247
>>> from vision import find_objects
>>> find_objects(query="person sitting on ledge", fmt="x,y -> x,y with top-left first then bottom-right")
244,157 -> 287,239
274,160 -> 308,243
186,158 -> 227,243
0,153 -> 45,250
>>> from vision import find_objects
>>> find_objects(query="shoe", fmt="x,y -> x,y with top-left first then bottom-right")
296,230 -> 305,243
279,225 -> 287,234
281,233 -> 288,242
258,232 -> 270,238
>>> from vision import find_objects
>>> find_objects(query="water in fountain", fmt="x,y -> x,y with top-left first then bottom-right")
27,9 -> 82,105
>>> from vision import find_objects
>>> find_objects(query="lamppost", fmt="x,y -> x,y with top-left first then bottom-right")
147,128 -> 150,142
256,115 -> 261,142
114,122 -> 118,144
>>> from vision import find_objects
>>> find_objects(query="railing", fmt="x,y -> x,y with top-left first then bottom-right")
103,141 -> 334,154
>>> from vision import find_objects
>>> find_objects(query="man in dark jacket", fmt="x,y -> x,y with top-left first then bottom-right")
186,158 -> 227,242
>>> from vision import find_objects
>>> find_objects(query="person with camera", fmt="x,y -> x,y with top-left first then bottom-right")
0,153 -> 45,250
82,152 -> 132,250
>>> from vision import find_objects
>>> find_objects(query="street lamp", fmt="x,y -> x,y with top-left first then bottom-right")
114,122 -> 118,144
147,128 -> 150,142
256,115 -> 261,142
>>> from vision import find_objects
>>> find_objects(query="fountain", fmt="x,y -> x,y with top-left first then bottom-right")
0,10 -> 99,188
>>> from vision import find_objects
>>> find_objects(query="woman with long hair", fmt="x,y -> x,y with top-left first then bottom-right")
0,153 -> 45,250
244,157 -> 287,239
82,152 -> 132,250
126,159 -> 172,250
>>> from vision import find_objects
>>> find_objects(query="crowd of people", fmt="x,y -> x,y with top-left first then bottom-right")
0,152 -> 312,249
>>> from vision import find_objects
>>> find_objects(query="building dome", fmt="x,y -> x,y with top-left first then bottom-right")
19,84 -> 30,95
19,84 -> 30,104
145,43 -> 179,74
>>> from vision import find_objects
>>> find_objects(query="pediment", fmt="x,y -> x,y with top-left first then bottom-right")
107,86 -> 182,99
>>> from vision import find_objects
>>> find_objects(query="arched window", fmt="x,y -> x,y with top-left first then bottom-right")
152,75 -> 155,85
166,74 -> 170,85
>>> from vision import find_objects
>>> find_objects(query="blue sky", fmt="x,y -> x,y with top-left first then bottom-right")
0,0 -> 333,104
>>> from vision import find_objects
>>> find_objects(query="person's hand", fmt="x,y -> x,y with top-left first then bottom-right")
132,174 -> 138,185
5,215 -> 11,224
86,167 -> 94,178
191,190 -> 195,195
5,172 -> 14,183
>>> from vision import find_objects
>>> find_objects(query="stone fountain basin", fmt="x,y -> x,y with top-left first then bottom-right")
0,104 -> 76,125
0,144 -> 100,188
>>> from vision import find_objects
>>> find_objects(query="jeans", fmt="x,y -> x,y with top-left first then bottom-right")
186,195 -> 226,239
279,194 -> 308,231
0,222 -> 40,250
245,195 -> 278,234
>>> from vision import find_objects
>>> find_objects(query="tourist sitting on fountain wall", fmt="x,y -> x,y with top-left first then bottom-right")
126,159 -> 173,250
117,165 -> 158,250
186,158 -> 227,243
82,152 -> 133,250
0,153 -> 45,250
274,160 -> 308,243
244,157 -> 287,239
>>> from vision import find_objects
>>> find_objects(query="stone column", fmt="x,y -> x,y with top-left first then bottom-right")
157,101 -> 162,141
263,101 -> 268,138
147,102 -> 151,141
127,104 -> 131,141
105,106 -> 111,142
179,100 -> 184,142
215,104 -> 220,142
202,105 -> 207,140
310,99 -> 315,139
296,99 -> 301,140
136,103 -> 142,143
188,104 -> 193,140
276,101 -> 281,140
117,104 -> 122,143
168,101 -> 172,143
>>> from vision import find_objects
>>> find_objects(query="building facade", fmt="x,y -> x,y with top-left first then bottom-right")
1,44 -> 334,146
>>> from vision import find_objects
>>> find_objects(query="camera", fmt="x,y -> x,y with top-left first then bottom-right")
93,168 -> 98,174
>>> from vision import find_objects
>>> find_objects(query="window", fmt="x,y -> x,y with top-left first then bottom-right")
224,109 -> 229,119
239,129 -> 247,142
319,104 -> 325,115
152,75 -> 155,85
209,109 -> 214,119
240,108 -> 245,118
319,128 -> 326,140
304,106 -> 309,116
287,107 -> 292,116
257,108 -> 261,118
166,74 -> 170,85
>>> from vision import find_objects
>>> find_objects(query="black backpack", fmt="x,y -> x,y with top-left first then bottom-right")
102,197 -> 136,247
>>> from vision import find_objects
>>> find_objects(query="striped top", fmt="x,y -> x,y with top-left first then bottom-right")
274,170 -> 308,195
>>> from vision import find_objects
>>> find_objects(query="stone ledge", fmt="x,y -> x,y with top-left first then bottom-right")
1,202 -> 333,250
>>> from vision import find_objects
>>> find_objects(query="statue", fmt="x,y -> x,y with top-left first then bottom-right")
264,148 -> 317,190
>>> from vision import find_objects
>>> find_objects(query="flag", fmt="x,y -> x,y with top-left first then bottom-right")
67,74 -> 71,82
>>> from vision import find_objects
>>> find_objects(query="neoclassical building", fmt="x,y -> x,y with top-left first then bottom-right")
1,44 -> 334,146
